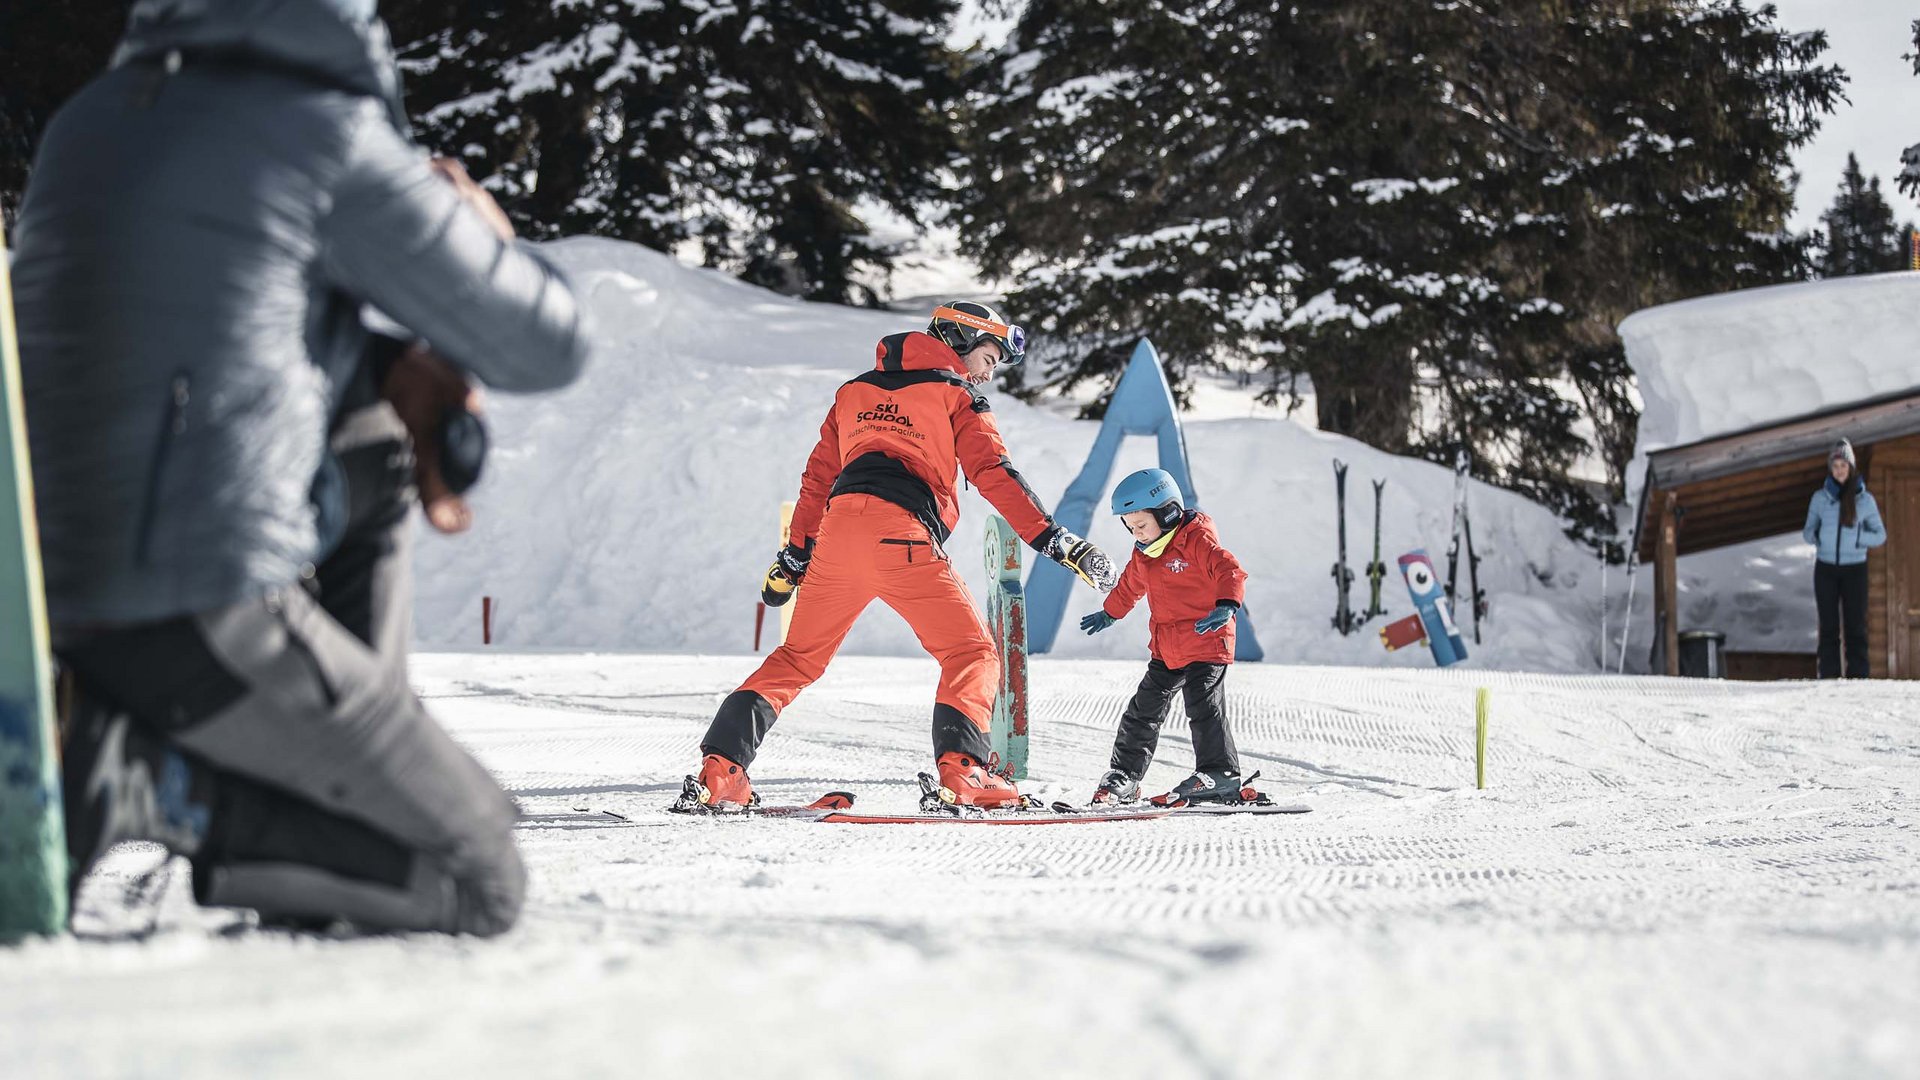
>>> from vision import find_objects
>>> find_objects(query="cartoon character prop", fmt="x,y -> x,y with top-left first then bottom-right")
1394,549 -> 1467,667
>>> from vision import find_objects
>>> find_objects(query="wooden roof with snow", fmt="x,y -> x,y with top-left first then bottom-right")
1633,386 -> 1920,561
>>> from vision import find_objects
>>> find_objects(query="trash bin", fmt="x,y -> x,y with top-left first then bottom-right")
1677,630 -> 1726,678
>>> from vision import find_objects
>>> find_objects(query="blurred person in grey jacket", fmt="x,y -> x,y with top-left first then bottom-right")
12,0 -> 590,935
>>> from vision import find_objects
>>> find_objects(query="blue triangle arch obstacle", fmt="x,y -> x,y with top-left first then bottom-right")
1027,339 -> 1264,660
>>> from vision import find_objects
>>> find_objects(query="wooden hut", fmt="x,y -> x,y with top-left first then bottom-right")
1632,389 -> 1920,678
1621,272 -> 1920,680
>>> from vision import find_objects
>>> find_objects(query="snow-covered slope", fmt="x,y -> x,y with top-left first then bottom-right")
15,654 -> 1917,1077
413,238 -> 1604,671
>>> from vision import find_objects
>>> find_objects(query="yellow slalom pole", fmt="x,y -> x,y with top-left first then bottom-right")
1475,687 -> 1489,789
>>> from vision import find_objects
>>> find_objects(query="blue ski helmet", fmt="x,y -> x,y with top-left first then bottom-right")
1111,469 -> 1185,528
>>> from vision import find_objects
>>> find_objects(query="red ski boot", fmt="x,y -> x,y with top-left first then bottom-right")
691,752 -> 756,811
932,752 -> 1024,809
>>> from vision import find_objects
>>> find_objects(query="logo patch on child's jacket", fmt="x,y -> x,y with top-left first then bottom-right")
1167,558 -> 1188,573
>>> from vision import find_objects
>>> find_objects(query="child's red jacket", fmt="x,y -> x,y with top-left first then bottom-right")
1101,510 -> 1247,667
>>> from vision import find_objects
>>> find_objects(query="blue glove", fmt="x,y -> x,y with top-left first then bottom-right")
1079,610 -> 1115,635
1194,604 -> 1237,635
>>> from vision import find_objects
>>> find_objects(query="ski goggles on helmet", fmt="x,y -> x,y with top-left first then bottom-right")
932,305 -> 1027,366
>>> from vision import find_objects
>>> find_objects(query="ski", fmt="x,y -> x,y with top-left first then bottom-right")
665,775 -> 856,818
517,809 -> 664,829
1331,459 -> 1356,635
816,807 -> 1169,825
569,775 -> 1309,827
1463,506 -> 1487,642
1444,447 -> 1470,622
1048,799 -> 1311,817
812,773 -> 1170,825
1051,773 -> 1311,816
1363,478 -> 1387,622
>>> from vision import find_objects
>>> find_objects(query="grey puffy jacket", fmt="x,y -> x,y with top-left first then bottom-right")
13,0 -> 590,625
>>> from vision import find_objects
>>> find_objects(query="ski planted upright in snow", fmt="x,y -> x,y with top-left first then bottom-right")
1443,447 -> 1488,642
1463,507 -> 1487,643
1364,478 -> 1387,622
1331,459 -> 1357,635
1445,448 -> 1470,623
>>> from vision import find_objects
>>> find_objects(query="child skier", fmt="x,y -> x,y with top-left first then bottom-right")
1079,469 -> 1250,805
687,302 -> 1117,811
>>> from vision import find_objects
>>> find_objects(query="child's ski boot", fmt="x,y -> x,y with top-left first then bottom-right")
1091,768 -> 1141,805
1151,769 -> 1275,807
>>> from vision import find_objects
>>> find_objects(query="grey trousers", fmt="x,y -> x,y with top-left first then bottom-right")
57,405 -> 524,934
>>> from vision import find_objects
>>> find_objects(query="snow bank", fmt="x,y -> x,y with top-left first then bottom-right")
411,237 -> 1606,671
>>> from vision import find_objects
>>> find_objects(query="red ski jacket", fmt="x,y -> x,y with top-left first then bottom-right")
1102,511 -> 1248,667
787,331 -> 1057,550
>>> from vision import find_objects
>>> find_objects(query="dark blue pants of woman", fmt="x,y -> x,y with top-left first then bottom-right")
1814,560 -> 1870,679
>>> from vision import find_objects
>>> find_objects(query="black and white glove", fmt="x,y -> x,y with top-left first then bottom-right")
1041,529 -> 1118,592
762,542 -> 812,607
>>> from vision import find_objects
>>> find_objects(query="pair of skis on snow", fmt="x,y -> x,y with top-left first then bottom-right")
1330,449 -> 1487,643
1331,460 -> 1387,636
660,774 -> 1309,825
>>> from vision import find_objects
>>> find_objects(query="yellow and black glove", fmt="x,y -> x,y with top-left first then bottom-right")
1041,528 -> 1118,592
761,542 -> 812,606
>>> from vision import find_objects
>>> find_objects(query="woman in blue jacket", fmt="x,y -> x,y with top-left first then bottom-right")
1803,439 -> 1887,678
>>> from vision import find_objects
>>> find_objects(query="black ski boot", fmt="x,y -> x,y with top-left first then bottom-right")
1151,769 -> 1244,807
62,690 -> 213,906
1091,768 -> 1141,805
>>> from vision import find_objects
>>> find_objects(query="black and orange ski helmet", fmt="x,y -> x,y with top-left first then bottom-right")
928,301 -> 1026,366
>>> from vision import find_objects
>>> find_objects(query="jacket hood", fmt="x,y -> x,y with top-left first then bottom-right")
1141,509 -> 1214,552
112,0 -> 411,135
1180,510 -> 1218,545
875,331 -> 968,376
1138,508 -> 1205,554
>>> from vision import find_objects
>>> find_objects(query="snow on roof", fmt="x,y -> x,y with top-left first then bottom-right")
1622,271 -> 1920,496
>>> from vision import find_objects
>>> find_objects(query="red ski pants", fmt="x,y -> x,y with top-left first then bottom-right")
710,495 -> 999,767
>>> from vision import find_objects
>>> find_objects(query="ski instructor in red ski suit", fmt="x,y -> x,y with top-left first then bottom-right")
692,303 -> 1116,809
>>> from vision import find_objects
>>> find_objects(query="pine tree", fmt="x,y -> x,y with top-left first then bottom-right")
1467,2 -> 1837,522
384,0 -> 963,305
960,0 -> 1841,542
1818,154 -> 1907,276
1902,20 -> 1920,201
954,0 -> 1277,407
